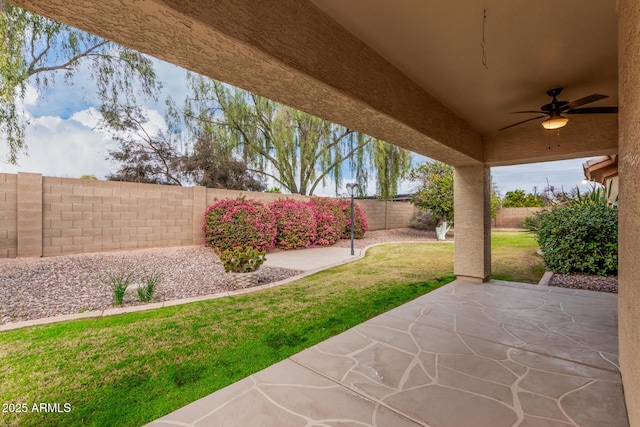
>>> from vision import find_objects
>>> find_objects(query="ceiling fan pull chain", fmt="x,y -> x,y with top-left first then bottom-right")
481,9 -> 488,69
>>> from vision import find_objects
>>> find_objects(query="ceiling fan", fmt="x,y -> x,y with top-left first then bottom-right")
499,87 -> 618,131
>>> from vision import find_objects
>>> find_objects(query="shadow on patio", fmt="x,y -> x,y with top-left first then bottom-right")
148,279 -> 628,427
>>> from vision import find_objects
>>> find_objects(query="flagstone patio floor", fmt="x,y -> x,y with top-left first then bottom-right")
147,279 -> 628,427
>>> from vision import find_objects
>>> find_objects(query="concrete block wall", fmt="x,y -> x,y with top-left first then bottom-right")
41,177 -> 195,256
0,173 -> 18,258
17,173 -> 43,257
385,202 -> 418,229
494,207 -> 543,229
353,199 -> 416,231
354,199 -> 387,231
0,172 -> 416,258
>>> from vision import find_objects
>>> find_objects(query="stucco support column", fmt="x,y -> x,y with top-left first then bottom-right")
453,166 -> 491,283
618,0 -> 640,423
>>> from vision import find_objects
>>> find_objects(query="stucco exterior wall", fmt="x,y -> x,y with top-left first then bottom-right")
618,0 -> 640,423
1,173 -> 415,258
453,166 -> 491,282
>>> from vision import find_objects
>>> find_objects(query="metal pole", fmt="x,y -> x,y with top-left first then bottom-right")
350,192 -> 355,256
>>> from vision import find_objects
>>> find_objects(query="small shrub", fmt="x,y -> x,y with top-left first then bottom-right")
137,271 -> 162,302
308,197 -> 347,246
268,199 -> 317,249
410,210 -> 435,230
522,211 -> 546,232
203,197 -> 277,252
104,270 -> 134,306
215,246 -> 266,273
534,203 -> 618,275
338,199 -> 368,239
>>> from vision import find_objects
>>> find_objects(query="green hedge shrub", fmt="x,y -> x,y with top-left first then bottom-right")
534,203 -> 618,275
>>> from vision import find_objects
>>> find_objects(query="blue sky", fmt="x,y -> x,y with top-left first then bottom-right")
0,57 -> 594,197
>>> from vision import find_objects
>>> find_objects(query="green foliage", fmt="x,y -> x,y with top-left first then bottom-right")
502,189 -> 544,207
522,212 -> 543,232
265,187 -> 282,193
104,270 -> 134,306
0,4 -> 160,163
573,183 -> 616,206
137,272 -> 162,302
214,246 -> 266,273
534,204 -> 618,275
175,74 -> 411,196
490,192 -> 501,220
80,174 -> 97,180
409,161 -> 454,225
372,139 -> 412,200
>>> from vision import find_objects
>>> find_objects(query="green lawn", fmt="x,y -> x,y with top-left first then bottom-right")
0,231 -> 542,427
491,230 -> 546,283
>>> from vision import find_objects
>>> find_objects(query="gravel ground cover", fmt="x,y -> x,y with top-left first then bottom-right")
548,273 -> 618,293
0,246 -> 301,325
0,229 -> 439,325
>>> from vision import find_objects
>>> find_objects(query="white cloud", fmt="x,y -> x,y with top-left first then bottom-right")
0,109 -> 117,179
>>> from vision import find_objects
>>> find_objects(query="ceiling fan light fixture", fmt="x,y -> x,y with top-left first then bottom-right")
542,115 -> 569,130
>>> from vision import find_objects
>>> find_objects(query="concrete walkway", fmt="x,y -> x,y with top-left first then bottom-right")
147,279 -> 628,427
263,246 -> 361,271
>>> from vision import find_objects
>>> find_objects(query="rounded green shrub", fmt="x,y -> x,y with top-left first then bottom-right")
268,199 -> 317,249
203,197 -> 276,251
534,203 -> 618,275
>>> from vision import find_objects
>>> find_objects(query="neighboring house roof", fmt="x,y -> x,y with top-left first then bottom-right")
583,155 -> 618,184
363,194 -> 413,202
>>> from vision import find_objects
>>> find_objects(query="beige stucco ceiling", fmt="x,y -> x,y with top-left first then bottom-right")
309,0 -> 618,135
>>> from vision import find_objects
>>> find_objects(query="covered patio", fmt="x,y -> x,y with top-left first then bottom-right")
6,0 -> 638,425
149,279 -> 626,426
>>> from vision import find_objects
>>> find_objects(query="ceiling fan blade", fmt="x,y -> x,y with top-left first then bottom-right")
563,94 -> 608,110
498,115 -> 546,131
510,110 -> 546,114
566,106 -> 619,114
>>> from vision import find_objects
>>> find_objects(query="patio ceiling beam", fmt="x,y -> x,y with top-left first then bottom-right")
7,0 -> 484,166
484,114 -> 618,167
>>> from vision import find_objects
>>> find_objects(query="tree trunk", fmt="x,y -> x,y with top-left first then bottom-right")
435,221 -> 451,241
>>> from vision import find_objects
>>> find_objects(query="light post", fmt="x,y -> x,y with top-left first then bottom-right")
346,183 -> 359,256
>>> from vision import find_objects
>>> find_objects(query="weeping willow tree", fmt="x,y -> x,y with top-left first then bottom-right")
0,3 -> 160,163
173,73 -> 411,197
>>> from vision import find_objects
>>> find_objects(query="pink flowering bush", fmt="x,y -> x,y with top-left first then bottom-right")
308,197 -> 347,246
268,199 -> 317,249
203,197 -> 276,252
338,199 -> 368,239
